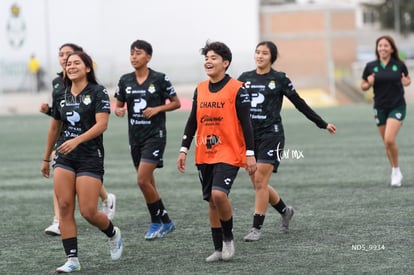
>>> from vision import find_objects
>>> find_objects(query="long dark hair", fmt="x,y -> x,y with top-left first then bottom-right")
375,35 -> 400,61
64,51 -> 98,87
58,43 -> 84,78
59,43 -> 83,52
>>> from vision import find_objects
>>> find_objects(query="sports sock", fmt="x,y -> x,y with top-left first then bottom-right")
252,214 -> 265,229
158,199 -> 171,224
147,201 -> 161,223
101,221 -> 115,238
62,237 -> 78,258
272,198 -> 287,215
211,227 -> 223,251
220,217 -> 233,241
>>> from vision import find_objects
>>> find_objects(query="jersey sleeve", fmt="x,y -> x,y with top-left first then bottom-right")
96,86 -> 111,114
181,89 -> 198,149
401,61 -> 409,76
361,62 -> 373,80
114,77 -> 126,102
160,74 -> 177,99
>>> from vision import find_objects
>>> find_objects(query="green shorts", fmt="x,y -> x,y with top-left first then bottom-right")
374,105 -> 406,126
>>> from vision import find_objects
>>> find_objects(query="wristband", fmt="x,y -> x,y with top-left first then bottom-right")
246,150 -> 254,157
43,159 -> 51,162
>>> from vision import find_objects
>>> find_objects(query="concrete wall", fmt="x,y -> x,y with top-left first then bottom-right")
260,4 -> 357,93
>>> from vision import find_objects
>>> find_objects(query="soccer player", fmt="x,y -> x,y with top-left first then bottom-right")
238,41 -> 336,241
40,43 -> 116,237
41,51 -> 123,272
361,35 -> 411,187
114,39 -> 180,240
177,41 -> 257,262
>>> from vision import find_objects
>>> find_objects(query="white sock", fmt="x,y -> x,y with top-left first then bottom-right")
392,167 -> 401,174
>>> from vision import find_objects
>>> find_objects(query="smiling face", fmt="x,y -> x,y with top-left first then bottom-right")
255,44 -> 272,72
130,47 -> 151,70
58,46 -> 75,70
65,54 -> 90,82
376,38 -> 393,61
204,50 -> 229,82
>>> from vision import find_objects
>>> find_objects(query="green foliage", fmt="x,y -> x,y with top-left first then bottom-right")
1,106 -> 414,274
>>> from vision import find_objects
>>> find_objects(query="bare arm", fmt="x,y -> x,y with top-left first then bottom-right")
143,95 -> 181,119
41,118 -> 61,178
56,112 -> 109,155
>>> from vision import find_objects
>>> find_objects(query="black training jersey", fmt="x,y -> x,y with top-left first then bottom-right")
114,68 -> 177,145
362,58 -> 408,109
49,76 -> 66,117
52,83 -> 111,160
238,69 -> 327,139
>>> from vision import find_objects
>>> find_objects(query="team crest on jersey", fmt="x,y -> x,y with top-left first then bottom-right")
83,95 -> 91,105
268,80 -> 276,90
392,65 -> 398,72
148,84 -> 156,94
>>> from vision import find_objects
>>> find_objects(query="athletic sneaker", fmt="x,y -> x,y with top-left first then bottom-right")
44,220 -> 60,236
144,223 -> 162,240
221,240 -> 234,261
158,221 -> 176,238
391,171 -> 403,187
243,227 -> 262,242
280,206 -> 294,233
102,193 -> 116,220
56,257 -> 81,273
108,227 -> 123,260
205,251 -> 222,262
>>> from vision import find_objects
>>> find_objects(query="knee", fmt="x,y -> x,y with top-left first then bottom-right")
253,181 -> 267,191
211,190 -> 227,205
79,207 -> 96,222
137,176 -> 149,189
58,200 -> 73,217
384,138 -> 396,149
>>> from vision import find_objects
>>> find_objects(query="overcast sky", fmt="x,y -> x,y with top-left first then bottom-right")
1,0 -> 259,85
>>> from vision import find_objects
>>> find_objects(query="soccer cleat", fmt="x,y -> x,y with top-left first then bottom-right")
144,223 -> 162,240
243,227 -> 262,242
102,193 -> 116,220
205,251 -> 222,262
390,171 -> 403,187
56,257 -> 81,273
44,220 -> 60,236
158,221 -> 176,238
221,240 -> 234,261
108,227 -> 123,260
280,206 -> 294,233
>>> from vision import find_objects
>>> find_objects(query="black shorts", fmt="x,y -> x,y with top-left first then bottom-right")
255,135 -> 285,173
130,137 -> 166,169
53,155 -> 104,181
196,163 -> 240,201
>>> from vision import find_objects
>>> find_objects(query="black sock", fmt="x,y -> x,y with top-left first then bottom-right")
272,199 -> 287,215
158,199 -> 171,224
252,214 -> 265,230
147,201 -> 161,223
101,221 -> 115,238
220,217 -> 233,241
62,237 -> 78,258
211,227 -> 223,251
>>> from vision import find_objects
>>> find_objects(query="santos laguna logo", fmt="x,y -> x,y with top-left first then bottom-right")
275,142 -> 304,162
